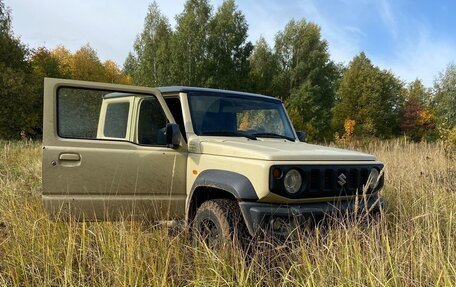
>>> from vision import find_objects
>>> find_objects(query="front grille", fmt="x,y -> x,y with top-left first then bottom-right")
270,164 -> 384,199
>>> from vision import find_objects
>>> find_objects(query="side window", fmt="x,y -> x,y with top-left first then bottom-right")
104,102 -> 130,138
58,87 -> 104,139
57,87 -> 134,141
164,97 -> 186,141
138,98 -> 168,145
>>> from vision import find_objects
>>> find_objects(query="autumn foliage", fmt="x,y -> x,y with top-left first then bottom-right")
399,80 -> 436,141
0,0 -> 455,146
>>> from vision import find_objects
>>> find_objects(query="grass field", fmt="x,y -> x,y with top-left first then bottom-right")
0,140 -> 455,286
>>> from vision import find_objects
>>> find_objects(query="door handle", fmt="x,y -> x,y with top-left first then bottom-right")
59,153 -> 81,161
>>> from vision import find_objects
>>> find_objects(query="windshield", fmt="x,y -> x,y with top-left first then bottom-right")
187,92 -> 295,140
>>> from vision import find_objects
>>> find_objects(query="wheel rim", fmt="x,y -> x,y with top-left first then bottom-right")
199,218 -> 220,247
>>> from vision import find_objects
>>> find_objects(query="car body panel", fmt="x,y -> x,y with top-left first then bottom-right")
194,137 -> 376,161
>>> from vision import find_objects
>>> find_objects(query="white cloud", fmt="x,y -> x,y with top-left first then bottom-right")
295,0 -> 364,63
378,0 -> 397,38
372,26 -> 456,86
6,0 -> 151,65
361,0 -> 455,86
235,0 -> 287,45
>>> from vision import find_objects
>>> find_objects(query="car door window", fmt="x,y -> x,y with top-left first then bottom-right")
57,87 -> 104,139
57,87 -> 135,141
138,97 -> 168,145
164,97 -> 186,141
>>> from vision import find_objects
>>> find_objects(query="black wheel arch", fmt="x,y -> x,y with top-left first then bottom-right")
187,169 -> 258,223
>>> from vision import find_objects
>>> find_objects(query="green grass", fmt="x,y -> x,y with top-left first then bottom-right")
0,140 -> 455,286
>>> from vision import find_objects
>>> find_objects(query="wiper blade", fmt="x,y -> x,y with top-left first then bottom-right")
252,132 -> 296,141
200,131 -> 257,140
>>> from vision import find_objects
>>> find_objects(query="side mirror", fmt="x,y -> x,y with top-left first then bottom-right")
296,131 -> 306,142
166,123 -> 181,148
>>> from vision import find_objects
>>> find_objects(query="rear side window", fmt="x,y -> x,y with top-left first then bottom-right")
104,102 -> 130,138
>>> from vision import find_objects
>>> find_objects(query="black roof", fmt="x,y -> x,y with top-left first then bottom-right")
102,86 -> 279,102
158,86 -> 280,101
158,86 -> 278,101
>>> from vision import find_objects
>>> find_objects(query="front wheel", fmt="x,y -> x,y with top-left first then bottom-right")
192,199 -> 249,248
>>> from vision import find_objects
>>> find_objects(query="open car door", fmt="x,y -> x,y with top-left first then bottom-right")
42,78 -> 187,220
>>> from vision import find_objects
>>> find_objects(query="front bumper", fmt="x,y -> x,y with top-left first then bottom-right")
239,195 -> 384,236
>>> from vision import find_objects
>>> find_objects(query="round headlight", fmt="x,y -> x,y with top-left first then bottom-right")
368,168 -> 379,189
284,169 -> 302,194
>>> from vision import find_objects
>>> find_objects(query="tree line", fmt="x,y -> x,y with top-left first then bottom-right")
0,0 -> 131,138
0,0 -> 455,144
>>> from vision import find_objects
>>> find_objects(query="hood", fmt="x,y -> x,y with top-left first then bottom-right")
192,137 -> 376,161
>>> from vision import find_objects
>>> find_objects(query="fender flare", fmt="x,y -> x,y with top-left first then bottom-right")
190,169 -> 259,200
187,169 -> 259,231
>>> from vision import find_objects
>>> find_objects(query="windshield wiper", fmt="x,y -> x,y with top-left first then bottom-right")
252,132 -> 296,142
200,131 -> 257,140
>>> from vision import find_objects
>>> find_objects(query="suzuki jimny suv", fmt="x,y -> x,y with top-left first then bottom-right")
42,78 -> 384,244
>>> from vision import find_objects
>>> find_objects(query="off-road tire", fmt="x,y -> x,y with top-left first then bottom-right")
192,199 -> 250,249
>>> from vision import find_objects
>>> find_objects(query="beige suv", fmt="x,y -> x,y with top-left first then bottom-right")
42,78 -> 384,244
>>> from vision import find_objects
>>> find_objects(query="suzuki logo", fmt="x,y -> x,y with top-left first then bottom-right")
338,173 -> 347,187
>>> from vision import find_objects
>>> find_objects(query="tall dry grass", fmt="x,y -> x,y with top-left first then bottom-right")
0,140 -> 455,286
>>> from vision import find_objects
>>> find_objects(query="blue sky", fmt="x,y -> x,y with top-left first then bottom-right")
5,0 -> 456,87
